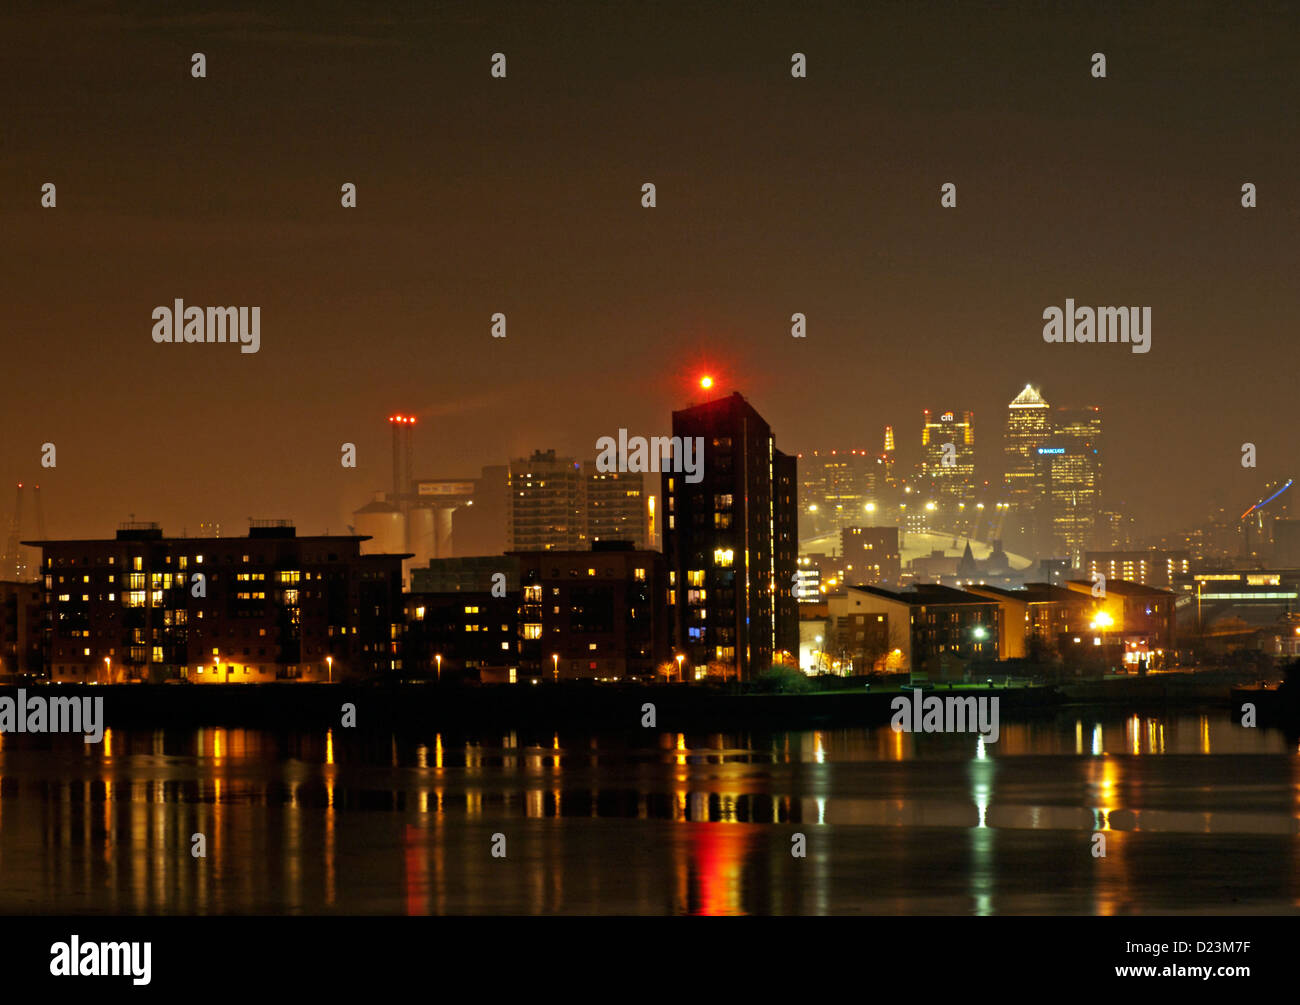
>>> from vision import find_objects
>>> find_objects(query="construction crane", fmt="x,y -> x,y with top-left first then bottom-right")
3,482 -> 25,580
33,483 -> 45,540
1,483 -> 49,581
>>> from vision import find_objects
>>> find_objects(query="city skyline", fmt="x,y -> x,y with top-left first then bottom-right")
5,372 -> 1292,546
3,0 -> 1300,941
5,2 -> 1298,550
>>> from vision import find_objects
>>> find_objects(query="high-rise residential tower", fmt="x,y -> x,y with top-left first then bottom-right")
507,450 -> 587,552
662,391 -> 798,680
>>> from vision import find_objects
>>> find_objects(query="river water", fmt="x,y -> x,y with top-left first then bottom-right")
0,709 -> 1296,914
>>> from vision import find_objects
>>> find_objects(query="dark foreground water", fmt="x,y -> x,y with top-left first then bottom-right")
1,710 -> 1297,915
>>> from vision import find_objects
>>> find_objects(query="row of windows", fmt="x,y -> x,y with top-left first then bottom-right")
48,554 -> 350,569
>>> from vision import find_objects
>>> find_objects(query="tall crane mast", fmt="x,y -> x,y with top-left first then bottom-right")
33,483 -> 46,541
4,482 -> 24,579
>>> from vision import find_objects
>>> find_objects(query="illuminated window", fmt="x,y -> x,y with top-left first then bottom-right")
523,624 -> 542,640
464,605 -> 480,614
634,567 -> 645,581
713,549 -> 734,568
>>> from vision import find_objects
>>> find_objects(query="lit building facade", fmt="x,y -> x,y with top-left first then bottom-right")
1085,550 -> 1190,589
403,590 -> 518,681
586,469 -> 652,548
920,409 -> 975,501
1003,385 -> 1051,550
507,450 -> 587,551
27,522 -> 407,683
797,449 -> 882,531
513,542 -> 668,681
663,392 -> 798,679
830,584 -> 999,679
840,526 -> 901,585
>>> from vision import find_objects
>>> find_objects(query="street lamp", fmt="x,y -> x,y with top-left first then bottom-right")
675,653 -> 684,682
435,653 -> 442,682
1090,611 -> 1115,667
327,655 -> 333,684
103,656 -> 111,685
552,653 -> 559,681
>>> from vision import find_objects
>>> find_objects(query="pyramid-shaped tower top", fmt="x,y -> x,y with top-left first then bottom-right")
1009,384 -> 1049,409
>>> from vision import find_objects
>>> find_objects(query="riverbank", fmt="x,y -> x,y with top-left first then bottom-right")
0,672 -> 1266,732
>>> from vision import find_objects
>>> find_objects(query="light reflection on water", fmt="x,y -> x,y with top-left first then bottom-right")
0,712 -> 1297,915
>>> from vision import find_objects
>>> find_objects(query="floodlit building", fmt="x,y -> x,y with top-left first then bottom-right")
920,409 -> 975,501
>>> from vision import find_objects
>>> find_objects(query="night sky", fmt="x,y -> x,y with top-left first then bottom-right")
4,0 -> 1297,541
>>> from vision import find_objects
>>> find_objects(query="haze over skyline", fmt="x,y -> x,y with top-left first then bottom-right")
4,0 -> 1296,542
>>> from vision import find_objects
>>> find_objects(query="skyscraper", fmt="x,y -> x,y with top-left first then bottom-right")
797,450 -> 878,529
1045,406 -> 1102,565
1004,386 -> 1050,498
920,409 -> 975,501
1004,385 -> 1051,553
663,391 -> 798,680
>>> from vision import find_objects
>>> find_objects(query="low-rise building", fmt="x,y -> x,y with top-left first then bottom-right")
26,522 -> 407,683
829,584 -> 999,679
514,541 -> 669,681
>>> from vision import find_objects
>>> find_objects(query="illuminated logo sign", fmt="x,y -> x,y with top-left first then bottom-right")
1036,447 -> 1065,455
417,482 -> 476,496
940,412 -> 954,422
